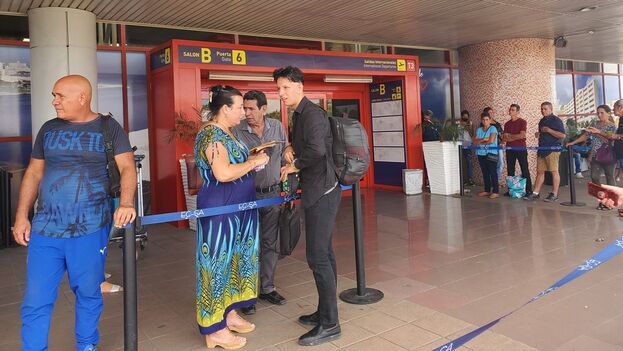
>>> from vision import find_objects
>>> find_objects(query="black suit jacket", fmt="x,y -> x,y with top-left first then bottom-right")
291,97 -> 337,208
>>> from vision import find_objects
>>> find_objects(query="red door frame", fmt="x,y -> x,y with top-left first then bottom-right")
149,39 -> 421,226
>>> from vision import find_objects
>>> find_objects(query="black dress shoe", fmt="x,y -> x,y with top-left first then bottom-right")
259,291 -> 286,305
240,304 -> 256,315
298,311 -> 319,326
298,324 -> 341,346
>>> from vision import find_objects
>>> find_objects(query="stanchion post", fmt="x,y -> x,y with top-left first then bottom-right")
123,222 -> 138,351
339,181 -> 384,304
458,144 -> 465,196
561,145 -> 585,207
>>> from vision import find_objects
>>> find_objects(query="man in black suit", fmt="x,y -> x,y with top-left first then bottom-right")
275,66 -> 341,346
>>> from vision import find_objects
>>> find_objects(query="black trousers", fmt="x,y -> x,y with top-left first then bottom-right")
506,150 -> 532,194
257,188 -> 281,294
304,186 -> 341,326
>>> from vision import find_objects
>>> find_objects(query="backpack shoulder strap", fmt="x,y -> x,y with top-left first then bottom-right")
100,113 -> 115,162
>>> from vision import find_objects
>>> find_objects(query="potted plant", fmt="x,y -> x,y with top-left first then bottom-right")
168,107 -> 206,231
422,118 -> 462,195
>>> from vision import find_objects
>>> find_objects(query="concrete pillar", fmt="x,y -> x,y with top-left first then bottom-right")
459,38 -> 556,183
28,7 -> 97,140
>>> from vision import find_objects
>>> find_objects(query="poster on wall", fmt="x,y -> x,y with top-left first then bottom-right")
0,45 -> 32,168
370,80 -> 406,186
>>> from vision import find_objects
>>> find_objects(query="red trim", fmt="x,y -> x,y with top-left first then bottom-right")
120,24 -> 130,131
0,40 -> 29,46
0,136 -> 32,143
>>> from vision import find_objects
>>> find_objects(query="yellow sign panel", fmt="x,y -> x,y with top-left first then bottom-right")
396,59 -> 406,71
164,48 -> 171,64
232,50 -> 247,65
201,48 -> 212,63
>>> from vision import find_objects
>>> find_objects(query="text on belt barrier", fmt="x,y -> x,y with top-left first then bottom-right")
432,234 -> 623,351
140,185 -> 352,226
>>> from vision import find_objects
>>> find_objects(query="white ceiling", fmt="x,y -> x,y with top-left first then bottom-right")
2,0 -> 623,63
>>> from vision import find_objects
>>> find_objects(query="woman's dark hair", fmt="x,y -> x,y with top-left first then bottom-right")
273,66 -> 305,83
461,110 -> 469,117
481,112 -> 490,118
597,104 -> 612,113
483,107 -> 493,115
208,85 -> 242,117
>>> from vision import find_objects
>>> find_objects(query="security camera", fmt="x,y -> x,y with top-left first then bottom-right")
554,36 -> 567,48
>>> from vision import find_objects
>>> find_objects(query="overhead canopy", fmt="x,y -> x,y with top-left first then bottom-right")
3,0 -> 623,63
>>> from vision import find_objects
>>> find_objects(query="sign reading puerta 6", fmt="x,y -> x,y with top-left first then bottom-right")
151,44 -> 417,72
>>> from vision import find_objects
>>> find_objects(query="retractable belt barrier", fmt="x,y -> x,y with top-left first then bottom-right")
140,185 -> 352,226
462,145 -> 591,151
433,235 -> 623,351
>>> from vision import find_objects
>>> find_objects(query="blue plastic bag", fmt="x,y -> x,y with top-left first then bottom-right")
505,176 -> 526,198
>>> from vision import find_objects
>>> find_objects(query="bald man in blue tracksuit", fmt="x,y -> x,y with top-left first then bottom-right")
12,75 -> 137,351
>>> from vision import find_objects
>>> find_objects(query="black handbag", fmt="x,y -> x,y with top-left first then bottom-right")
279,202 -> 301,257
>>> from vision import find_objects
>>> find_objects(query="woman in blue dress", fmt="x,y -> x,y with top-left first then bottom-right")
193,85 -> 269,349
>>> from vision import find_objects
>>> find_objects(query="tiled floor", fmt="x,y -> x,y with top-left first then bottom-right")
2,185 -> 623,351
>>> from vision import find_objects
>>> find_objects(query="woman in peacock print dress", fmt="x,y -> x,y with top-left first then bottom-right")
193,85 -> 270,350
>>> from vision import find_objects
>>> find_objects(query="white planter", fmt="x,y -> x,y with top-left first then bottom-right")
422,141 -> 461,195
179,158 -> 198,231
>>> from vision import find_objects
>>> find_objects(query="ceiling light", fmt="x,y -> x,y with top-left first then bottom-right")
22,38 -> 30,42
324,75 -> 373,83
587,30 -> 595,35
578,6 -> 598,12
208,71 -> 273,82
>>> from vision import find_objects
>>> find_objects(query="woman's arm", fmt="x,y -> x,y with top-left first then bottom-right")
565,133 -> 587,146
205,141 -> 268,182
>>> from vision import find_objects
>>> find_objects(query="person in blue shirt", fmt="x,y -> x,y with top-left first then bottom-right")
525,102 -> 566,202
12,75 -> 137,351
473,112 -> 499,199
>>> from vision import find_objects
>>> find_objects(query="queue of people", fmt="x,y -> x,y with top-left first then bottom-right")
459,99 -> 623,209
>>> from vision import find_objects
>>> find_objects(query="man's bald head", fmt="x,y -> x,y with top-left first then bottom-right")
52,75 -> 95,121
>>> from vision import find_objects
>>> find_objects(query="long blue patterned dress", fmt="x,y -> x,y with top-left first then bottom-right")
193,124 -> 259,335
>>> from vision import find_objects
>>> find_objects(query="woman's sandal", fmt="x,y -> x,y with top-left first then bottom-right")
205,334 -> 246,349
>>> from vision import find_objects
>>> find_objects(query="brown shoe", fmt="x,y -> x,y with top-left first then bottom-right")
489,193 -> 499,199
478,192 -> 490,197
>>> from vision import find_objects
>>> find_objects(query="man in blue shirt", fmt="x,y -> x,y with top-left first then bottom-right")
13,75 -> 136,351
525,102 -> 566,202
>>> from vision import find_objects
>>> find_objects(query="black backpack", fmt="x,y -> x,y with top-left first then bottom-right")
328,116 -> 370,185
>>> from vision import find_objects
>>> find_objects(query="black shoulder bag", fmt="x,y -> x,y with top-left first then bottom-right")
101,114 -> 121,197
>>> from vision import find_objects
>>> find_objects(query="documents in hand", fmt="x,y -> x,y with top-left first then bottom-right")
249,140 -> 284,153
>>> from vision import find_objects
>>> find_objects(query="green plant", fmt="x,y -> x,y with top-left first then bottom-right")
440,118 -> 460,143
166,107 -> 206,143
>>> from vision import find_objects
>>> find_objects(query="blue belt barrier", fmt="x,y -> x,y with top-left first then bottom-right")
462,145 -> 591,151
141,193 -> 300,225
140,185 -> 352,226
432,235 -> 623,351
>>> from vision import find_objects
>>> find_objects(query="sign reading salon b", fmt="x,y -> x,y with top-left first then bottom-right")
177,45 -> 416,73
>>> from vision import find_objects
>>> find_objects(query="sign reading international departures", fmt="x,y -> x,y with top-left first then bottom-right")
176,45 -> 417,73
